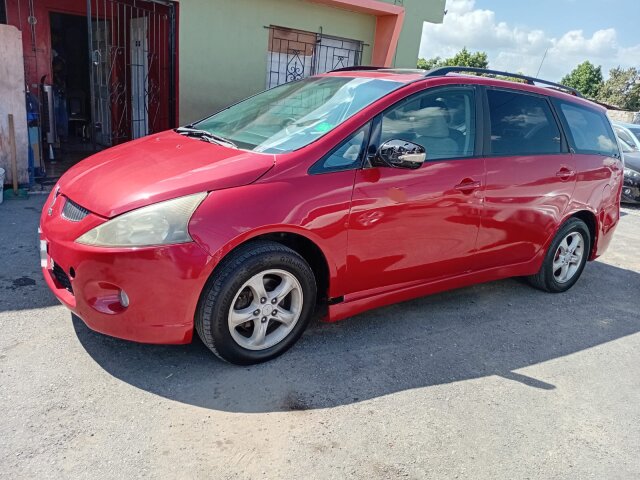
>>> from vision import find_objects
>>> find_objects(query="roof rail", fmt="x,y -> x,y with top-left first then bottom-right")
329,66 -> 385,73
424,66 -> 582,97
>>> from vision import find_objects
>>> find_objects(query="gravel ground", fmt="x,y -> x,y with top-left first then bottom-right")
1,195 -> 639,479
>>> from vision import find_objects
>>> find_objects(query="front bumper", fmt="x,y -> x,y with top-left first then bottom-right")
40,194 -> 214,344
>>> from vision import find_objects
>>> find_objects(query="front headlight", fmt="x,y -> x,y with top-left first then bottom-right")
76,192 -> 207,247
624,167 -> 640,179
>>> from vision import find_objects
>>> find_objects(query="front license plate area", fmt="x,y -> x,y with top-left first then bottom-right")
40,239 -> 48,268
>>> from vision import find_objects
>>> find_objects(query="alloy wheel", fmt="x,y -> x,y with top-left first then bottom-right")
552,231 -> 585,283
227,269 -> 303,351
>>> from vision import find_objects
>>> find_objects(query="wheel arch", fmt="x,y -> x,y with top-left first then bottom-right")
249,232 -> 331,307
570,210 -> 597,257
555,208 -> 598,260
206,227 -> 336,310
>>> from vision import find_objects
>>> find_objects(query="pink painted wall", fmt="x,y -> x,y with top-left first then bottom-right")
309,0 -> 405,67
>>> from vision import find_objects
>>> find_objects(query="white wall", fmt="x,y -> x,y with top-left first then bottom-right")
0,25 -> 28,185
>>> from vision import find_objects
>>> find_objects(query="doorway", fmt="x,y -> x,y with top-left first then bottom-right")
49,12 -> 92,175
42,1 -> 176,180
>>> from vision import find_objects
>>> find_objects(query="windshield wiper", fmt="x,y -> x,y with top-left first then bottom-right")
175,127 -> 238,149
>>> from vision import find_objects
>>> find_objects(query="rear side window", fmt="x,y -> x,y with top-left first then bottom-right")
487,89 -> 562,156
558,102 -> 619,157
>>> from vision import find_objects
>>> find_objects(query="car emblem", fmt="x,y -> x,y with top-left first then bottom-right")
48,186 -> 61,216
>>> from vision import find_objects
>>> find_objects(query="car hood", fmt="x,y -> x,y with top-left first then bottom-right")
58,130 -> 275,218
624,152 -> 640,172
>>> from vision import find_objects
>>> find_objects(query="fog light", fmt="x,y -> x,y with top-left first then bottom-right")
119,290 -> 130,308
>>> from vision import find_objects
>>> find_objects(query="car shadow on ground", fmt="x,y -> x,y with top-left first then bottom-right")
73,260 -> 640,413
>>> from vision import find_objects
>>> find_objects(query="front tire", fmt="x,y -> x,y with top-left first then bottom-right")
527,218 -> 591,293
195,241 -> 316,365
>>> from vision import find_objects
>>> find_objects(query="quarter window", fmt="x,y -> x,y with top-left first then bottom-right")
380,87 -> 476,161
309,124 -> 370,174
487,89 -> 562,155
559,102 -> 619,156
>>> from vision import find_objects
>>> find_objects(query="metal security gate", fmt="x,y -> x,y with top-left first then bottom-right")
266,26 -> 364,88
87,0 -> 176,147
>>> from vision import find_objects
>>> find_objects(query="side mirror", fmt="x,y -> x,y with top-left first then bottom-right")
377,139 -> 426,169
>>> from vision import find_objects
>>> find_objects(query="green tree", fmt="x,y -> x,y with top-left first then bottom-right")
597,67 -> 640,110
417,56 -> 442,70
444,47 -> 489,68
496,73 -> 528,84
560,61 -> 603,99
417,47 -> 488,70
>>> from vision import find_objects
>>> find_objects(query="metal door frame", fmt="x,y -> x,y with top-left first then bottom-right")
86,0 -> 177,149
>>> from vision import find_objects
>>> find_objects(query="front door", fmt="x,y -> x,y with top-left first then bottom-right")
346,86 -> 484,295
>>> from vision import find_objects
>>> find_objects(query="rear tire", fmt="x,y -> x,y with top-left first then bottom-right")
527,218 -> 591,293
195,241 -> 316,365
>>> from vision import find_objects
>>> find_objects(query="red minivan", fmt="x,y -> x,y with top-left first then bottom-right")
40,67 -> 623,364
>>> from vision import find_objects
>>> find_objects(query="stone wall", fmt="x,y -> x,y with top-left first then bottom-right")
607,110 -> 640,124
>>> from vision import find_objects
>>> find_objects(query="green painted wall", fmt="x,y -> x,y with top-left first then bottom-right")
177,0 -> 445,124
178,0 -> 375,124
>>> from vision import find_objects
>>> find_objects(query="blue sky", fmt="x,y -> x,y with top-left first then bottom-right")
420,0 -> 640,81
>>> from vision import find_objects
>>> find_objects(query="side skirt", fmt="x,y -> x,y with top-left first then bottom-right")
327,254 -> 545,323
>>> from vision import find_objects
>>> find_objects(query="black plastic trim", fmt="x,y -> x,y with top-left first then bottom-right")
423,67 -> 582,97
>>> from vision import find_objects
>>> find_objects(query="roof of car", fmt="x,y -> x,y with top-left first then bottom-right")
322,66 -> 603,109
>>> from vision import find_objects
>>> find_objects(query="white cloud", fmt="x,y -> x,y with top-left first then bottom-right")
420,0 -> 640,81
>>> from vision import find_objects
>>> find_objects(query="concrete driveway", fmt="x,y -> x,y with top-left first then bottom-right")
1,195 -> 639,479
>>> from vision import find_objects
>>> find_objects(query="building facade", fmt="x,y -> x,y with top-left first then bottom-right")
176,0 -> 446,123
1,0 -> 444,186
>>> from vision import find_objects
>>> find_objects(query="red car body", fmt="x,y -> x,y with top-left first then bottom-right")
40,71 -> 623,345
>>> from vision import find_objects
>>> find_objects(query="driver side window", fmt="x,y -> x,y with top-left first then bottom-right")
380,87 -> 476,161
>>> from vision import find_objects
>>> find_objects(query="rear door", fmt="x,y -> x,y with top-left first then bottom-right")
346,85 -> 485,294
474,88 -> 576,270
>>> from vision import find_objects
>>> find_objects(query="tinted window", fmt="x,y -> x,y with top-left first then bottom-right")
619,138 -> 634,153
559,102 -> 619,156
614,127 -> 636,148
380,87 -> 476,161
487,90 -> 562,155
309,124 -> 369,174
625,125 -> 640,143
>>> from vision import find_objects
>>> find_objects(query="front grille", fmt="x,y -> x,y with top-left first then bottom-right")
52,263 -> 73,294
62,198 -> 90,222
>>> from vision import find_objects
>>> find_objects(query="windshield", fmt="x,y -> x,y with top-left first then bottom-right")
191,77 -> 402,153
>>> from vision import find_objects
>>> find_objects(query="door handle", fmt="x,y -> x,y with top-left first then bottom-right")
454,179 -> 481,193
555,167 -> 575,180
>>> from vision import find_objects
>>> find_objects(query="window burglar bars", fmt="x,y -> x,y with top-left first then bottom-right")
266,26 -> 364,89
